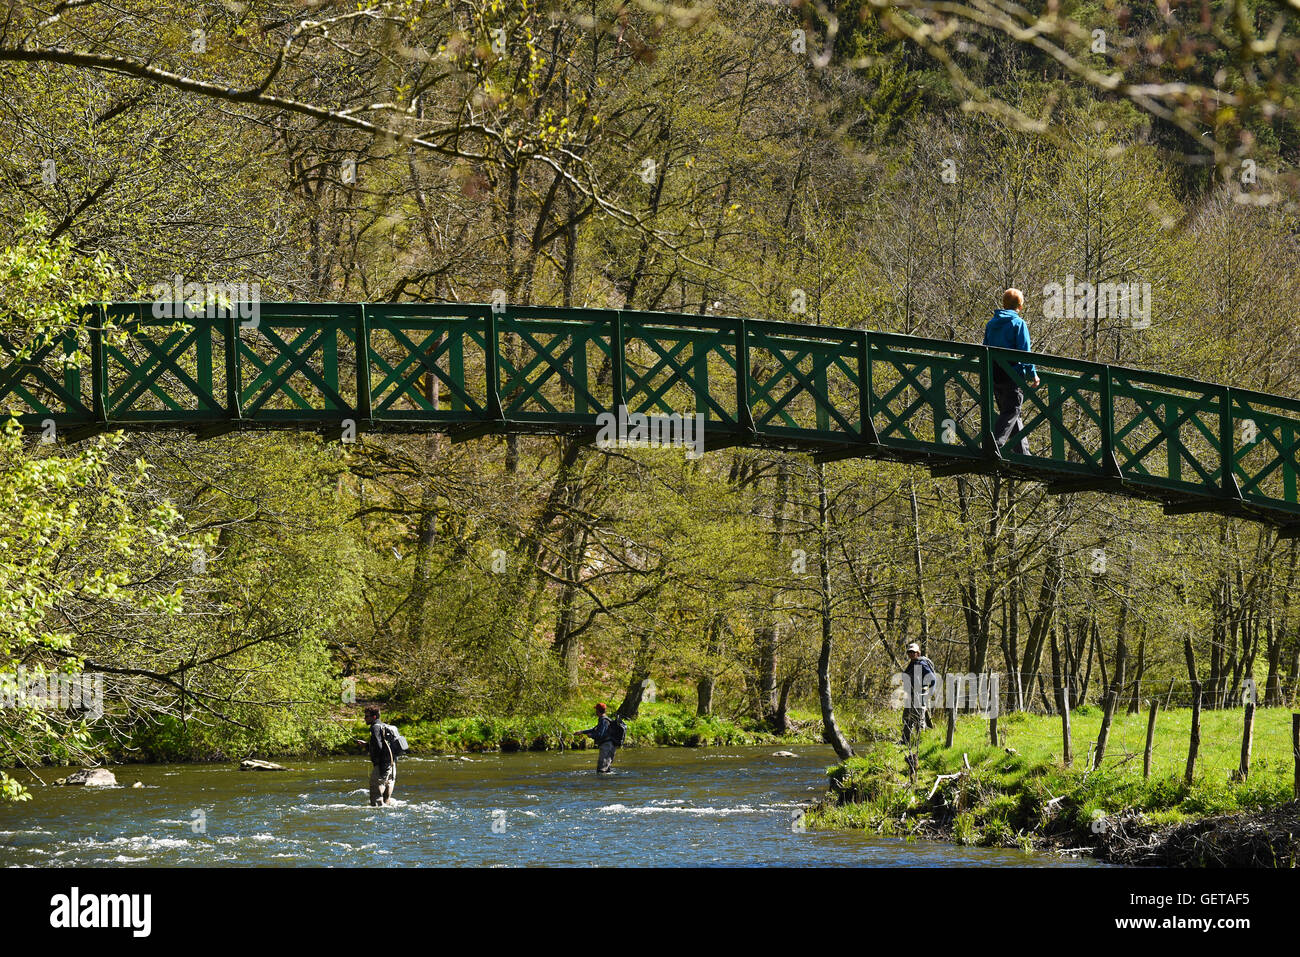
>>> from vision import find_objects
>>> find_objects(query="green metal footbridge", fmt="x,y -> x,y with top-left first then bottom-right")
4,302 -> 1300,531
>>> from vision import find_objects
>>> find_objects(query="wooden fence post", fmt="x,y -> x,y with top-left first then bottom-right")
988,714 -> 998,747
1143,699 -> 1158,780
1237,700 -> 1255,782
1185,681 -> 1202,787
945,706 -> 956,749
1292,713 -> 1299,800
1061,688 -> 1073,768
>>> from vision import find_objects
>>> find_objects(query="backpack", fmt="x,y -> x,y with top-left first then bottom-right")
604,715 -> 627,747
379,723 -> 410,760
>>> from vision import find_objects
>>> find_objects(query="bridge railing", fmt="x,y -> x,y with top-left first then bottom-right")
1,302 -> 1298,526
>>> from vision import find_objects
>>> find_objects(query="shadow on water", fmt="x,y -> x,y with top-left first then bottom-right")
0,746 -> 1105,867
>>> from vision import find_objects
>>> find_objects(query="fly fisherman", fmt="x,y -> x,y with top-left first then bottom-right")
577,702 -> 618,773
355,704 -> 398,806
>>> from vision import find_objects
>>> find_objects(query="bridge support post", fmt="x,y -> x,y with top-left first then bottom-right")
356,304 -> 372,425
224,312 -> 241,421
734,318 -> 757,440
1219,385 -> 1245,505
980,348 -> 997,461
858,330 -> 878,443
484,305 -> 503,420
612,311 -> 626,410
1101,369 -> 1117,478
89,304 -> 107,428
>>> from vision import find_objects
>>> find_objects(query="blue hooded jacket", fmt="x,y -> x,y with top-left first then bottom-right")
580,715 -> 612,744
902,656 -> 937,707
982,309 -> 1037,382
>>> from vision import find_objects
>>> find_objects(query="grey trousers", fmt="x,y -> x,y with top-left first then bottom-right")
597,741 -> 616,772
369,763 -> 395,805
992,380 -> 1030,455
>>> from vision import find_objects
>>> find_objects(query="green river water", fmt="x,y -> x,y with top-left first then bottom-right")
0,746 -> 1106,867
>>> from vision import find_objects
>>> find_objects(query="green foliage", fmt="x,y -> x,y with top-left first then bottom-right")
0,213 -> 116,364
3,0 -> 1300,811
0,227 -> 190,798
342,701 -> 824,755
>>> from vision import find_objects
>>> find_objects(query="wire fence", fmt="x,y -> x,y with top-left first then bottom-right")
869,671 -> 1299,716
875,671 -> 1300,792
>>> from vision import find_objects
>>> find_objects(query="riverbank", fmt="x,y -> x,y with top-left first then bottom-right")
804,707 -> 1300,866
370,703 -> 830,755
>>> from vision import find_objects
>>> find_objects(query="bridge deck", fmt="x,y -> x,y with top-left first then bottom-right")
3,302 -> 1298,531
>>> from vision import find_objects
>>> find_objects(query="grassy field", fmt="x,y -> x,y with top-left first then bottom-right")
807,705 -> 1300,851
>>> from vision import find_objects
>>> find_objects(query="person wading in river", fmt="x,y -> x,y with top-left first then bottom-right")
900,643 -> 937,745
577,702 -> 618,773
983,288 -> 1040,455
355,704 -> 399,806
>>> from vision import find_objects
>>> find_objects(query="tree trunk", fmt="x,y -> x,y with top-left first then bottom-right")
755,460 -> 791,723
1266,539 -> 1295,706
908,477 -> 931,653
817,464 -> 853,759
1093,690 -> 1118,770
1020,525 -> 1063,714
1185,681 -> 1202,786
1127,634 -> 1145,714
617,632 -> 655,719
696,616 -> 723,717
755,623 -> 779,722
1078,616 -> 1097,705
1111,552 -> 1133,702
1006,481 -> 1022,710
551,511 -> 590,691
696,676 -> 715,718
771,675 -> 796,735
1049,624 -> 1065,716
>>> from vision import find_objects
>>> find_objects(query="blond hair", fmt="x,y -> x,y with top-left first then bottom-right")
1002,288 -> 1024,310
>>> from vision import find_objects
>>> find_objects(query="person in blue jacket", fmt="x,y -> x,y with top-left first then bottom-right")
982,289 -> 1040,455
900,642 -> 937,744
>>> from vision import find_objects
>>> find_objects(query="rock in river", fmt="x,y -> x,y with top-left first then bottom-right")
59,768 -> 118,787
239,759 -> 286,771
